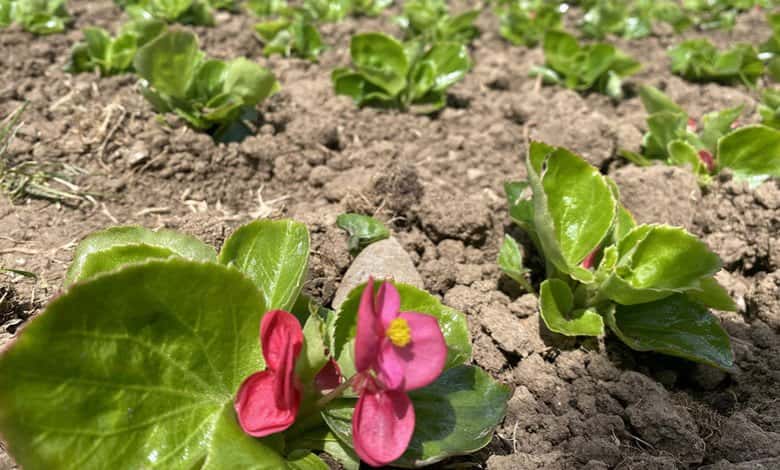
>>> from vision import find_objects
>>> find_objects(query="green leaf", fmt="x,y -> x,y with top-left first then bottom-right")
686,276 -> 737,312
527,144 -> 616,278
350,33 -> 408,96
332,282 -> 471,379
505,181 -> 533,228
291,427 -> 359,470
219,219 -> 310,312
418,41 -> 471,92
603,225 -> 722,305
134,29 -> 203,99
295,312 -> 328,385
667,139 -> 705,174
497,235 -> 532,293
717,125 -> 780,180
605,295 -> 733,370
539,279 -> 604,337
321,365 -> 510,468
64,226 -> 217,287
336,213 -> 390,256
0,259 -> 295,468
222,58 -> 280,105
638,85 -> 685,115
78,244 -> 175,281
700,105 -> 742,151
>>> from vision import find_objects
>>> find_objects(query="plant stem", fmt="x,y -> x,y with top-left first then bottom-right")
316,373 -> 358,409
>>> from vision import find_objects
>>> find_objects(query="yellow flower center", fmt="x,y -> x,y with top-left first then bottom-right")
386,318 -> 411,348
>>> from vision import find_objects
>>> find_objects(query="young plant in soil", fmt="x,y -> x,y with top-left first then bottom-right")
246,0 -> 290,17
134,30 -> 280,141
114,0 -> 216,26
0,219 -> 509,469
0,0 -> 70,34
255,13 -> 325,61
760,11 -> 780,82
578,0 -> 691,39
397,0 -> 479,44
530,30 -> 640,99
683,0 -> 767,31
668,38 -> 764,86
333,32 -> 471,113
66,19 -> 166,76
505,141 -> 735,370
495,0 -> 563,47
301,0 -> 351,21
622,85 -> 780,185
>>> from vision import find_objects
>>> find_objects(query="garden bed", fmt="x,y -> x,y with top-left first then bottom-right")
1,1 -> 779,468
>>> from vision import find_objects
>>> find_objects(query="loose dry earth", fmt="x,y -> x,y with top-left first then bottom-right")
1,2 -> 779,469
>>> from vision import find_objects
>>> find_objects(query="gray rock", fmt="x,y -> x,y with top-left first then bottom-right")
332,237 -> 424,311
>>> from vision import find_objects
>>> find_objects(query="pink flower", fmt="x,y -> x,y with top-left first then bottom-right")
352,278 -> 447,467
235,310 -> 303,437
315,358 -> 343,393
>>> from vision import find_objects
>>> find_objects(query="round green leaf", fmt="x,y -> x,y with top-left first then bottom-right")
605,295 -> 733,370
64,226 -> 217,287
350,33 -> 409,96
539,279 -> 604,337
0,259 -> 289,468
332,282 -> 471,378
219,219 -> 310,312
321,365 -> 510,468
134,30 -> 203,99
717,125 -> 780,180
78,244 -> 175,281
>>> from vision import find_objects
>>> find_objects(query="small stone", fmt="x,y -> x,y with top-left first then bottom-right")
332,237 -> 424,311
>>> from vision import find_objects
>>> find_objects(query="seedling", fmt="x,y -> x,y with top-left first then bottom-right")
333,32 -> 471,113
255,13 -> 325,61
760,12 -> 780,82
351,0 -> 392,17
505,142 -> 735,370
683,0 -> 767,31
302,0 -> 351,21
397,0 -> 479,44
496,0 -> 563,47
134,30 -> 280,141
0,0 -> 70,34
530,30 -> 640,99
66,19 -> 166,76
622,85 -> 780,185
668,39 -> 764,86
0,219 -> 509,469
336,213 -> 390,255
579,0 -> 691,39
114,0 -> 215,26
246,0 -> 290,17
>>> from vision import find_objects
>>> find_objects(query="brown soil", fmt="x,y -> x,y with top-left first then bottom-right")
1,2 -> 779,469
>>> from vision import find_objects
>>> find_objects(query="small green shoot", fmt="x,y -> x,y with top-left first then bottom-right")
530,30 -> 640,99
668,39 -> 764,86
336,213 -> 390,255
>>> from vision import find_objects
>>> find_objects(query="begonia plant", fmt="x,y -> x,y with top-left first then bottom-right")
668,38 -> 764,86
495,0 -> 563,47
759,88 -> 780,129
254,13 -> 325,61
397,0 -> 479,44
114,0 -> 215,26
504,142 -> 736,370
0,219 -> 509,468
530,30 -> 640,99
621,85 -> 780,185
133,30 -> 280,140
66,19 -> 166,76
332,32 -> 471,113
0,0 -> 70,34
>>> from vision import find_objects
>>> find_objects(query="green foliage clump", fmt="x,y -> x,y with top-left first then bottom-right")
530,30 -> 640,99
255,13 -> 325,61
114,0 -> 215,26
332,32 -> 471,113
134,30 -> 280,140
496,0 -> 563,47
0,0 -> 69,34
66,19 -> 166,76
668,38 -> 764,86
622,85 -> 780,185
505,142 -> 735,369
760,12 -> 780,82
759,88 -> 780,129
579,0 -> 691,39
397,0 -> 479,44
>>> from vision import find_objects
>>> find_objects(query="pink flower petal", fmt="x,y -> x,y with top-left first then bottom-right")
355,278 -> 380,373
395,312 -> 447,391
234,370 -> 300,437
260,310 -> 303,409
375,281 -> 401,329
352,387 -> 415,467
376,339 -> 406,390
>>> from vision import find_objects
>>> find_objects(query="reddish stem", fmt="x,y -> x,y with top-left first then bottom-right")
581,247 -> 600,270
698,150 -> 716,173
